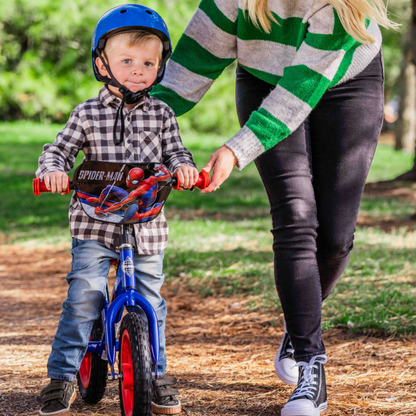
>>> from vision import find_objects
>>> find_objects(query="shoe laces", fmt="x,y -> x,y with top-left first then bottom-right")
291,355 -> 327,399
283,331 -> 295,356
286,340 -> 295,356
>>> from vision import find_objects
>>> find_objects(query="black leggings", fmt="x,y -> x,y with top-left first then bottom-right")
236,52 -> 384,361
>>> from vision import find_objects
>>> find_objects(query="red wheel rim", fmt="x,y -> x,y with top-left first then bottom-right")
79,352 -> 92,388
120,330 -> 134,416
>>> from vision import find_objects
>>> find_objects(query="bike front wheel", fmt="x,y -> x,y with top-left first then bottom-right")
76,318 -> 108,403
119,312 -> 152,416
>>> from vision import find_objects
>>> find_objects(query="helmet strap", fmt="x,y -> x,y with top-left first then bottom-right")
96,49 -> 153,145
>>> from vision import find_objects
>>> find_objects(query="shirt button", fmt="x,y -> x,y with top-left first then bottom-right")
127,116 -> 131,121
127,139 -> 132,144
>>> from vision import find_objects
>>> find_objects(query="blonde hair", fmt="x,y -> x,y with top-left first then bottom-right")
242,0 -> 399,43
105,31 -> 163,58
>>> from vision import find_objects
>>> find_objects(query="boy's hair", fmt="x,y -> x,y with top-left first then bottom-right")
104,30 -> 163,60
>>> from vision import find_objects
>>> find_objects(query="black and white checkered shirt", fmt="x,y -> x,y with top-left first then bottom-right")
36,85 -> 195,254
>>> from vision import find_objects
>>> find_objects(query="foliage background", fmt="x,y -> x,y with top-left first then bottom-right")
0,0 -> 239,133
0,0 -> 412,133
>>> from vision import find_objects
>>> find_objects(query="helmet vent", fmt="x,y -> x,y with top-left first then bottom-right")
145,10 -> 152,14
120,9 -> 127,13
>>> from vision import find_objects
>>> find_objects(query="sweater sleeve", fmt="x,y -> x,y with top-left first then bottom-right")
225,5 -> 366,169
151,0 -> 238,115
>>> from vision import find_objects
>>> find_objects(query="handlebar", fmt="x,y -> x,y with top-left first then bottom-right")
33,170 -> 211,196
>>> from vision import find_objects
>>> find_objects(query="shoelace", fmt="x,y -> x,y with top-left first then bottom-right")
286,339 -> 295,356
291,355 -> 327,399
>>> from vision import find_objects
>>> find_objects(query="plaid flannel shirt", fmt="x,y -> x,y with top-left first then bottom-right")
36,85 -> 196,254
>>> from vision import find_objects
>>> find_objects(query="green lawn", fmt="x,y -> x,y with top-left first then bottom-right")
1,122 -> 415,335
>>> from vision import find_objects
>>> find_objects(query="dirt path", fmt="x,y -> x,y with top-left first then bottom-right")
0,243 -> 415,416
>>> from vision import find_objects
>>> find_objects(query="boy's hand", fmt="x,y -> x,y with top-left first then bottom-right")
43,171 -> 70,195
174,166 -> 199,190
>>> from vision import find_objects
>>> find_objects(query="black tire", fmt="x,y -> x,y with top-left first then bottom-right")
76,318 -> 108,404
118,312 -> 152,416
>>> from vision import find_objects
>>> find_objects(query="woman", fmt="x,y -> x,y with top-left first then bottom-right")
152,0 -> 397,414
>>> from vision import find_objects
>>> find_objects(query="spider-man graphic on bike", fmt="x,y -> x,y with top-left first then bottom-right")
87,164 -> 170,223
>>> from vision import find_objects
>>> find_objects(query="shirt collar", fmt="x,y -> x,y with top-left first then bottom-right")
98,85 -> 149,112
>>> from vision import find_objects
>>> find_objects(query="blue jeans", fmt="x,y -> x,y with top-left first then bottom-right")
47,238 -> 167,381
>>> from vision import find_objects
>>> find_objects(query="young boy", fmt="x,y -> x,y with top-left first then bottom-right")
36,5 -> 197,415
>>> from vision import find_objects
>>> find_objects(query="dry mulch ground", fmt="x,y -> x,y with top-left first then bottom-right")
0,242 -> 415,416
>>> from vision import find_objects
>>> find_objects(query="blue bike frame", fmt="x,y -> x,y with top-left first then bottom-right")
85,226 -> 160,379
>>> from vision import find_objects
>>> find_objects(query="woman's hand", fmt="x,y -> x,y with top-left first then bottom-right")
201,145 -> 237,193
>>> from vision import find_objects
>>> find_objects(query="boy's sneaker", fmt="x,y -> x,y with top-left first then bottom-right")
281,355 -> 327,416
275,330 -> 298,385
152,377 -> 181,414
37,379 -> 76,416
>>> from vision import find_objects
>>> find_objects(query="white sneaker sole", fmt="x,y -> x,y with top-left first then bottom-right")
281,399 -> 327,416
152,399 -> 182,414
39,390 -> 76,416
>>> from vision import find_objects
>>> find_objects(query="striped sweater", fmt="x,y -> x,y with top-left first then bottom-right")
151,0 -> 382,169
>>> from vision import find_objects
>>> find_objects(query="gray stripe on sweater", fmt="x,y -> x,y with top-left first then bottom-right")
214,0 -> 238,22
237,39 -> 296,77
261,85 -> 312,132
225,126 -> 265,170
292,44 -> 346,81
336,21 -> 382,85
306,4 -> 335,34
161,60 -> 215,103
184,8 -> 237,59
268,0 -> 326,20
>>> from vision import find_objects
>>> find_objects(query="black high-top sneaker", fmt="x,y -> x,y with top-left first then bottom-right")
281,355 -> 327,416
274,330 -> 298,385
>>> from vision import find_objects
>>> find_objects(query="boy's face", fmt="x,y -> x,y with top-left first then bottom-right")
96,41 -> 161,97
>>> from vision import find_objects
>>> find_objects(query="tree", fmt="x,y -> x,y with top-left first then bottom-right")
395,0 -> 416,179
395,31 -> 416,153
0,0 -> 239,134
413,0 -> 416,65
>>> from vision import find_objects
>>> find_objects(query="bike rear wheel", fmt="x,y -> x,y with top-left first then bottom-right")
76,318 -> 108,403
119,312 -> 152,416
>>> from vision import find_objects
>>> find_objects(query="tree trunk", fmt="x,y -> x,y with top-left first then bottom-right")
413,0 -> 416,66
395,41 -> 416,153
394,0 -> 416,180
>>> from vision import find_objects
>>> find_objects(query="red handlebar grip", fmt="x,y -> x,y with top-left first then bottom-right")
194,170 -> 211,190
173,170 -> 211,191
33,178 -> 70,196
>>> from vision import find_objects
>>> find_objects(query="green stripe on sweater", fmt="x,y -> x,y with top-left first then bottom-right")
330,43 -> 360,86
171,34 -> 235,80
237,9 -> 302,47
306,10 -> 358,51
279,65 -> 330,108
306,32 -> 358,51
151,85 -> 196,117
239,64 -> 282,85
246,108 -> 291,151
199,0 -> 236,35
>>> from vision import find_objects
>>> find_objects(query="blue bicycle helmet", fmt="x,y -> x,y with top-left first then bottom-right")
91,4 -> 172,146
92,4 -> 171,87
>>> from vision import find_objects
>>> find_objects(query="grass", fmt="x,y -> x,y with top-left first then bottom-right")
1,121 -> 416,335
366,143 -> 414,183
